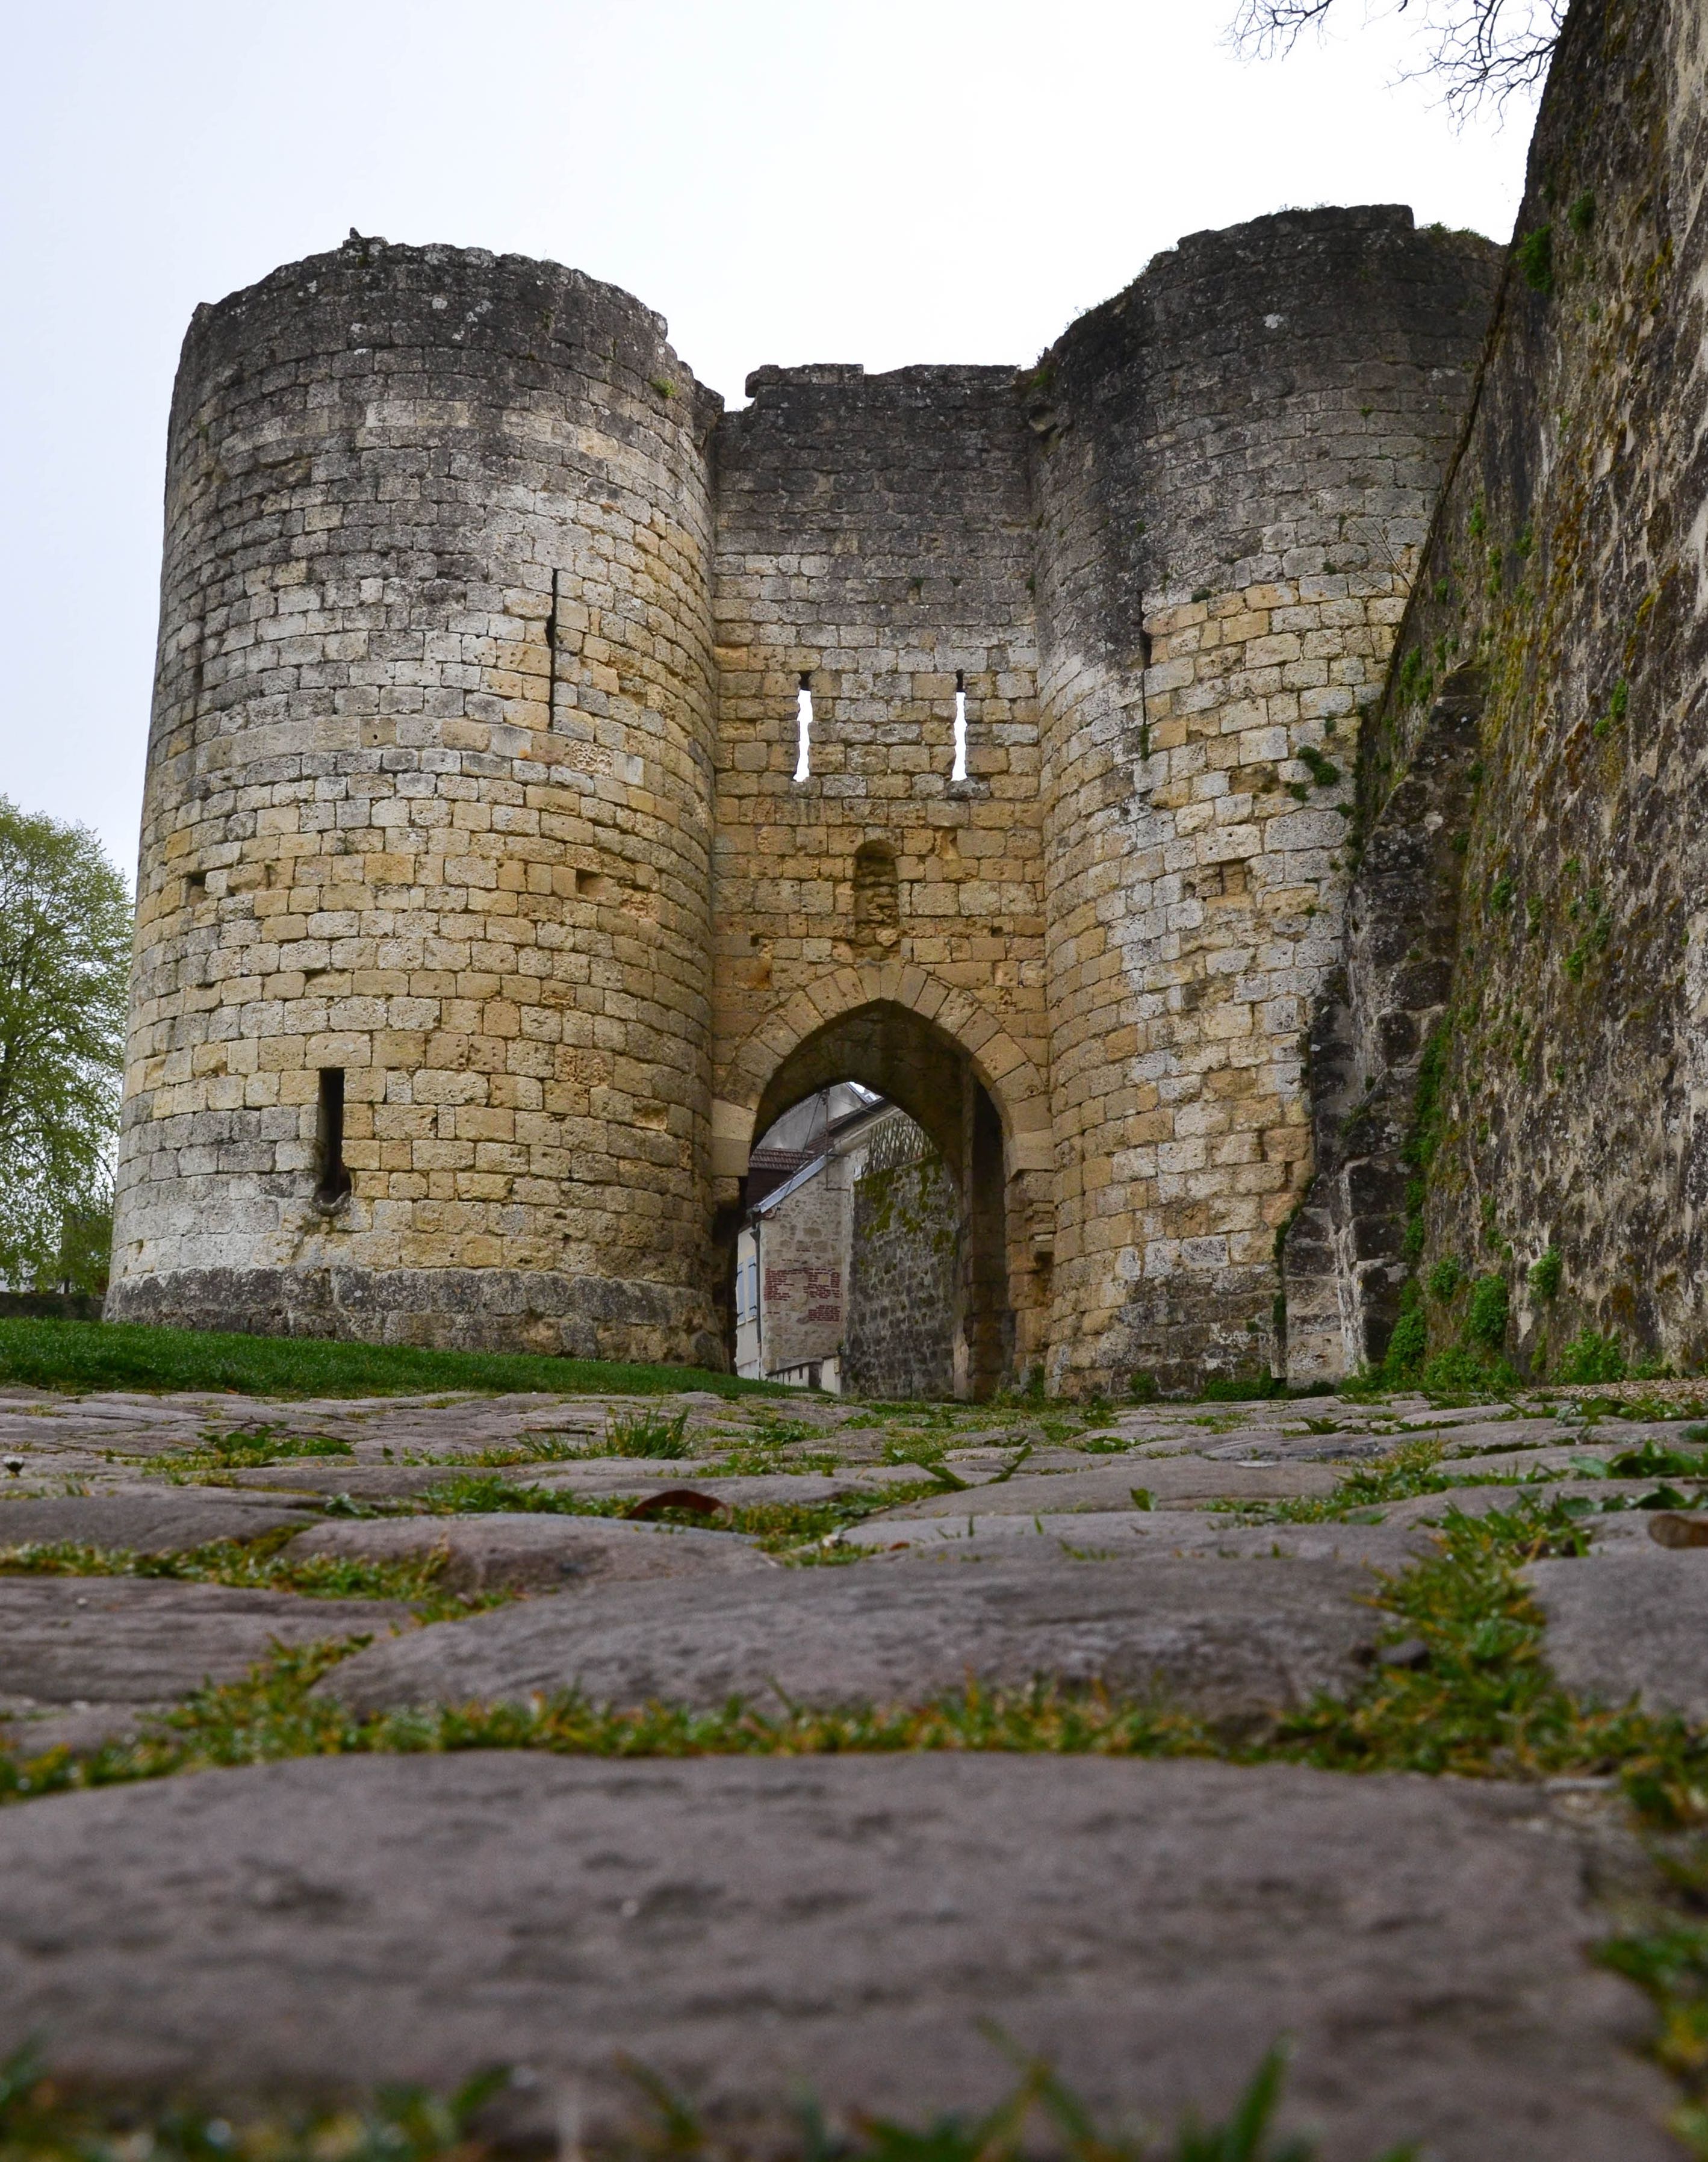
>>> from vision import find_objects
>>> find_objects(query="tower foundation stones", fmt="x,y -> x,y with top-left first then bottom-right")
112,212 -> 1500,1388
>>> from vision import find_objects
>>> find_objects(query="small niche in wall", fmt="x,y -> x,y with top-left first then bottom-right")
952,669 -> 968,783
185,869 -> 207,896
852,840 -> 901,954
314,1067 -> 353,1211
576,867 -> 613,899
794,673 -> 814,783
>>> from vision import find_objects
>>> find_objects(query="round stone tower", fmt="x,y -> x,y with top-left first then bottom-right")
107,236 -> 724,1362
1029,206 -> 1504,1393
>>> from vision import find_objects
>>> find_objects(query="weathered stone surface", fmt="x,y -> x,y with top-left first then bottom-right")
316,1549 -> 1384,1721
843,1510 -> 1430,1571
283,1514 -> 777,1594
1371,1482 -> 1663,1529
1647,1511 -> 1708,1549
0,1754 -> 1670,2159
0,1579 -> 412,1754
0,1494 -> 315,1554
107,187 -> 1502,1390
1529,1549 -> 1708,1720
881,1459 -> 1344,1517
1296,0 -> 1708,1384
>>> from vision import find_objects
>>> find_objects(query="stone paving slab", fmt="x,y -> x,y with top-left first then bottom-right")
879,1459 -> 1345,1517
1371,1483 -> 1663,1529
283,1514 -> 779,1594
1529,1547 -> 1708,1719
0,1578 -> 414,1755
0,1753 -> 1669,2160
315,1549 -> 1385,1722
0,1493 -> 317,1554
842,1510 -> 1432,1570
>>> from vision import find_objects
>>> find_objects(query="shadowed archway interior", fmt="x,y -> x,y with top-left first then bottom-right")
748,1002 -> 1013,1398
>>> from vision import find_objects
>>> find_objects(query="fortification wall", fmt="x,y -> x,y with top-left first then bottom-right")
707,364 -> 1051,1371
107,211 -> 1506,1388
1032,209 -> 1503,1392
1294,0 -> 1708,1382
107,238 -> 725,1362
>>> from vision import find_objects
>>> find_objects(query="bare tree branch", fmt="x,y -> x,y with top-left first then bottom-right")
1229,0 -> 1567,117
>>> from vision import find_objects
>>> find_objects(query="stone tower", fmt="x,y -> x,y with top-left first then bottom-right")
110,211 -> 1502,1388
107,241 -> 725,1364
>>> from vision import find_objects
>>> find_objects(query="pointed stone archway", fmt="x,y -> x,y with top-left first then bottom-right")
712,966 -> 1054,1397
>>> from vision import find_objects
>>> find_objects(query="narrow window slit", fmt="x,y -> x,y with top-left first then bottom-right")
952,669 -> 968,783
546,570 -> 561,730
794,672 -> 814,783
315,1067 -> 352,1210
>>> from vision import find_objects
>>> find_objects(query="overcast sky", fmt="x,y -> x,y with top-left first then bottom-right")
0,1 -> 1539,880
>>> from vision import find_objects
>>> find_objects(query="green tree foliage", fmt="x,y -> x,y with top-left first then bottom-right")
0,800 -> 131,1293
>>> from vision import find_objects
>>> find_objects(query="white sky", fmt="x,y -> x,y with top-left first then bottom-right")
0,1 -> 1538,881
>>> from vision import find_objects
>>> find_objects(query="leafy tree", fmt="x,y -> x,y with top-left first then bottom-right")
0,799 -> 131,1295
1229,0 -> 1567,114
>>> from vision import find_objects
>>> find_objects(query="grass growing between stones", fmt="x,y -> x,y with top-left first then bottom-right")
1596,1924 -> 1708,2156
0,1533 -> 506,1625
0,2043 -> 508,2161
414,1471 -> 928,1556
0,1317 -> 783,1403
0,2037 -> 1412,2161
11,1496 -> 1708,1822
126,1423 -> 358,1475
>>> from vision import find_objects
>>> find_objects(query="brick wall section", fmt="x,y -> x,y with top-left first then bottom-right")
1305,0 -> 1708,1378
1031,210 -> 1503,1390
107,240 -> 725,1362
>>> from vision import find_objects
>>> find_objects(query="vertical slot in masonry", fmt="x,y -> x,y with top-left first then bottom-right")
315,1067 -> 352,1209
794,671 -> 814,782
952,668 -> 968,783
546,570 -> 561,730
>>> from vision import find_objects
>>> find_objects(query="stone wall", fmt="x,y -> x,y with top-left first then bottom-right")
1295,0 -> 1708,1381
707,364 -> 1053,1376
754,1157 -> 851,1379
107,239 -> 724,1362
109,213 -> 1503,1388
1031,211 -> 1504,1393
844,1114 -> 958,1400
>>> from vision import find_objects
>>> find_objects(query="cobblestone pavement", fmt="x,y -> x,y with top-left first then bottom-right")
1,1377 -> 1706,2155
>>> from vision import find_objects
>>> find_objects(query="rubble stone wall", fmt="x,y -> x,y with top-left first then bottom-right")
1294,0 -> 1708,1381
844,1117 -> 959,1401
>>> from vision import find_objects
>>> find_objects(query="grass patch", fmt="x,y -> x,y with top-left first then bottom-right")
1598,1924 -> 1708,2155
128,1422 -> 357,1475
0,1317 -> 781,1403
414,1470 -> 925,1556
1207,1435 -> 1483,1521
0,1532 -> 504,1625
603,1408 -> 695,1458
0,2036 -> 1410,2162
0,2043 -> 508,2161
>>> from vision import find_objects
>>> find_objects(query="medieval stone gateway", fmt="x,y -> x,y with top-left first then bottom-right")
107,207 -> 1501,1392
